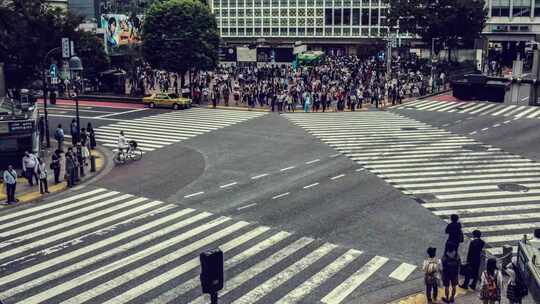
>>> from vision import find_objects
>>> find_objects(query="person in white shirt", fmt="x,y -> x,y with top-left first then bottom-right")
22,151 -> 38,186
118,131 -> 129,154
37,158 -> 49,194
422,247 -> 442,304
3,165 -> 18,204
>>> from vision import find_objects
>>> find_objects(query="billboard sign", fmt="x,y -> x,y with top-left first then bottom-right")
101,14 -> 143,54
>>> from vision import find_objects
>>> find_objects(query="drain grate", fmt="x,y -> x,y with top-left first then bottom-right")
401,127 -> 419,131
498,183 -> 529,193
462,144 -> 488,152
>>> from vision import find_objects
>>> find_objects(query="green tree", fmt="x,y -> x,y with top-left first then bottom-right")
0,0 -> 83,92
76,31 -> 110,80
142,0 -> 219,86
388,0 -> 487,61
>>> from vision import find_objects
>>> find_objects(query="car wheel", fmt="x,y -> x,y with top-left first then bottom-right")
173,103 -> 180,110
149,102 -> 155,108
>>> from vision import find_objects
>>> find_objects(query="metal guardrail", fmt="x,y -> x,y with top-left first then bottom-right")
517,240 -> 540,302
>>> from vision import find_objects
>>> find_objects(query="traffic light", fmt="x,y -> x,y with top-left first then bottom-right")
200,249 -> 224,295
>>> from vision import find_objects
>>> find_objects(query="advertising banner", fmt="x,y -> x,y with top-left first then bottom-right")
101,14 -> 144,54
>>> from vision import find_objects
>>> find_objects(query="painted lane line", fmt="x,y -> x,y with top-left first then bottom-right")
280,166 -> 296,172
329,153 -> 341,158
442,123 -> 450,127
493,123 -> 501,127
237,203 -> 257,211
388,263 -> 417,282
330,174 -> 346,180
503,120 -> 512,124
96,108 -> 148,118
272,192 -> 290,200
220,182 -> 238,189
306,159 -> 321,164
303,183 -> 319,189
356,168 -> 365,172
184,191 -> 204,198
251,173 -> 269,180
321,256 -> 389,304
481,127 -> 489,131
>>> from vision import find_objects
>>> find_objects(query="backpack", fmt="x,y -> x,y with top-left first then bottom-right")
424,260 -> 438,284
54,129 -> 63,141
443,254 -> 459,275
482,271 -> 499,300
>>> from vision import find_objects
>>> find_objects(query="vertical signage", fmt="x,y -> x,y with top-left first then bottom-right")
62,38 -> 70,58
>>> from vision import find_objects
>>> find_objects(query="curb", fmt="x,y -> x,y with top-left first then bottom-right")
388,286 -> 472,304
1,148 -> 107,207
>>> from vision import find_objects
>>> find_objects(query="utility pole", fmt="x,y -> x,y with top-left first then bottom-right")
529,47 -> 540,106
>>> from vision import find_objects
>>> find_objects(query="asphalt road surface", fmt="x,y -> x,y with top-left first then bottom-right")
5,99 -> 529,304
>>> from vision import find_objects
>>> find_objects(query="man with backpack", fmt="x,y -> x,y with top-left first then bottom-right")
442,242 -> 461,303
422,247 -> 442,304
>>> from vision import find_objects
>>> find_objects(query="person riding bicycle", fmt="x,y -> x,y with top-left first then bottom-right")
118,131 -> 130,156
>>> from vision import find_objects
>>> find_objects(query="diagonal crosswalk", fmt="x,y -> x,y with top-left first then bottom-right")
93,108 -> 267,152
285,111 -> 540,256
0,188 -> 416,304
391,99 -> 540,119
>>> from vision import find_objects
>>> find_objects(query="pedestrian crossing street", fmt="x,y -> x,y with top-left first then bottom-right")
285,112 -> 540,256
93,108 -> 267,152
0,188 -> 418,304
391,99 -> 540,119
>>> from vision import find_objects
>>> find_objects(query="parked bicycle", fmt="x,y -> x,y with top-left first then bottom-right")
113,140 -> 142,165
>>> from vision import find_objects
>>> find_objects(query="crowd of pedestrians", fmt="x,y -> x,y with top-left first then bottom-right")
422,214 -> 528,304
2,119 -> 97,205
186,55 -> 448,112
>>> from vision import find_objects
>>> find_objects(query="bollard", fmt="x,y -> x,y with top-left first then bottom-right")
90,155 -> 96,172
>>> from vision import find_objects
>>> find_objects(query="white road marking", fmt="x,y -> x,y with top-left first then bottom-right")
330,174 -> 346,180
503,120 -> 512,124
184,191 -> 204,198
251,173 -> 270,180
237,203 -> 257,210
493,123 -> 501,127
330,153 -> 341,158
220,182 -> 238,189
272,192 -> 290,199
481,127 -> 489,131
356,168 -> 364,172
190,237 -> 314,304
96,108 -> 148,118
306,159 -> 321,164
274,249 -> 363,304
321,255 -> 389,304
303,183 -> 319,189
280,166 -> 296,172
388,263 -> 417,281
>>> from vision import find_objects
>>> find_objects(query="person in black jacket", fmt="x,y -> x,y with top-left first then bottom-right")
442,242 -> 461,303
460,229 -> 485,290
445,214 -> 464,252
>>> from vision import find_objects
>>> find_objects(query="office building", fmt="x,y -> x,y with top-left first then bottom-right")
210,0 -> 390,55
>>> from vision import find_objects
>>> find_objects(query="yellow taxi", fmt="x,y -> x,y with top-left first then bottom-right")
143,93 -> 192,110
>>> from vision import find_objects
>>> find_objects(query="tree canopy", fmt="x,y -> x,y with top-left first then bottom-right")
388,0 -> 487,53
141,0 -> 219,85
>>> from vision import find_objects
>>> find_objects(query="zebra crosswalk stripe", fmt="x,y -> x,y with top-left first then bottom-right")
285,111 -> 540,258
0,188 -> 417,304
92,108 -> 266,154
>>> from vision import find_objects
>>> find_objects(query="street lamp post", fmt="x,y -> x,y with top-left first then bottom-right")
431,38 -> 440,93
68,56 -> 83,142
43,47 -> 60,148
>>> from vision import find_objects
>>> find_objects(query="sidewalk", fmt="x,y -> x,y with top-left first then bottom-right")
0,146 -> 106,206
391,280 -> 535,304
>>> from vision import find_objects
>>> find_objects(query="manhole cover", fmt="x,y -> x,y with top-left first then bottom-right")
498,183 -> 529,193
462,144 -> 488,152
401,127 -> 419,131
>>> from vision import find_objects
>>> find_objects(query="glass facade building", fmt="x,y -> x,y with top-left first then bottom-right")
210,0 -> 389,40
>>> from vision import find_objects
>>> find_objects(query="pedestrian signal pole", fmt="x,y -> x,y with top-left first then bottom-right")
200,249 -> 224,304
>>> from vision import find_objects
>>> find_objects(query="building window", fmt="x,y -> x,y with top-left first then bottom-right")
370,9 -> 379,26
334,8 -> 342,25
535,0 -> 540,16
343,8 -> 351,25
325,8 -> 333,25
491,0 -> 510,17
513,0 -> 531,17
352,8 -> 360,25
361,9 -> 369,25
